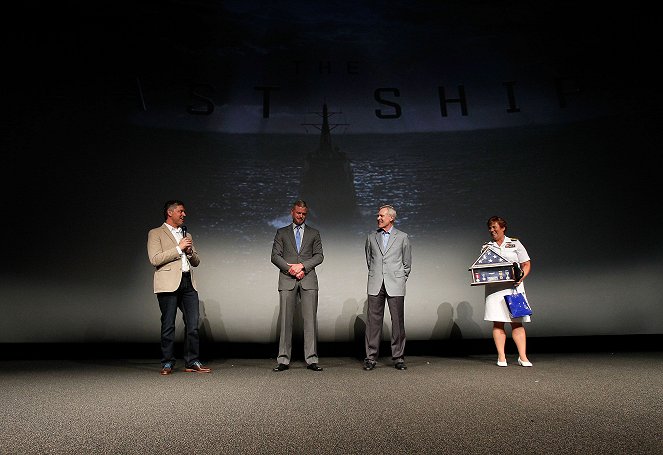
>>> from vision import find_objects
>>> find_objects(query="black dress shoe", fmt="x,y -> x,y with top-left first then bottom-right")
185,361 -> 211,373
272,363 -> 289,372
363,360 -> 376,371
306,363 -> 323,371
395,361 -> 407,370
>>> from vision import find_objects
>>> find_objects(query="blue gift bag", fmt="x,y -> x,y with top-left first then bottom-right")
504,289 -> 532,318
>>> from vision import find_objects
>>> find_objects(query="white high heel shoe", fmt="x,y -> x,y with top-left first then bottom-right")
517,357 -> 533,367
497,359 -> 508,367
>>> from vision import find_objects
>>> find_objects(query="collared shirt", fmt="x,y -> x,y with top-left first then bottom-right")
293,223 -> 305,251
381,227 -> 392,250
292,223 -> 305,238
165,223 -> 190,272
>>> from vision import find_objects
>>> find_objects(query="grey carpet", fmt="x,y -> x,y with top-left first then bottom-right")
1,353 -> 661,454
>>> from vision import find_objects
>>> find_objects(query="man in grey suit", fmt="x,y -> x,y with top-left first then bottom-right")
363,204 -> 412,371
271,200 -> 324,372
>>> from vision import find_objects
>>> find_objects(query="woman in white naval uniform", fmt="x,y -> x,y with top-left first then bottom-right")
483,216 -> 533,367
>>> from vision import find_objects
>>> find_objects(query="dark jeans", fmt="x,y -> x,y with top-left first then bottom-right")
156,273 -> 200,367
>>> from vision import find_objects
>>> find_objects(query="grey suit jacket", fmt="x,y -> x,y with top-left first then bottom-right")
271,224 -> 324,291
147,224 -> 200,293
365,227 -> 412,296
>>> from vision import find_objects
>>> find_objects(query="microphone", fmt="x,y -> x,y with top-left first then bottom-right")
181,225 -> 191,255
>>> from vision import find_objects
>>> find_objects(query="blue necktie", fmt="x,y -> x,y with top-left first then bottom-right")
295,226 -> 302,252
382,230 -> 389,250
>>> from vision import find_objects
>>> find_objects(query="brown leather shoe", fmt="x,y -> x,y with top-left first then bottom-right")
185,361 -> 211,373
160,363 -> 173,375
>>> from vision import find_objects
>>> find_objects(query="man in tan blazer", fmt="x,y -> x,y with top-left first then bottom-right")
363,204 -> 412,371
270,200 -> 324,371
147,200 -> 210,375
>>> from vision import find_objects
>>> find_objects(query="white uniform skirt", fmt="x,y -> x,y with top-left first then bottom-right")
484,282 -> 531,323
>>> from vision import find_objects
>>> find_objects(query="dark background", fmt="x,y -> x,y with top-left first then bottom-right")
3,1 -> 662,346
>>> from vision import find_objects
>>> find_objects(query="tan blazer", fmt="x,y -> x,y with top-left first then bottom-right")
147,224 -> 200,293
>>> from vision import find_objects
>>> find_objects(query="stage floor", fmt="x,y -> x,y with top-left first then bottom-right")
1,352 -> 661,454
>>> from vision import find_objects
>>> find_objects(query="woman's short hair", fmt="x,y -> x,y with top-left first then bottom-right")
487,215 -> 507,232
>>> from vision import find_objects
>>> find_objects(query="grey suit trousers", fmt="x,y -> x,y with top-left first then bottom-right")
365,282 -> 406,362
277,282 -> 319,365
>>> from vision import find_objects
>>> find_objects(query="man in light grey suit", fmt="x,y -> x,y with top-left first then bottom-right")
363,204 -> 412,371
271,200 -> 324,372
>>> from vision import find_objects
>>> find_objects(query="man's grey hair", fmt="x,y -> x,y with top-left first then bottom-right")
379,204 -> 397,219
